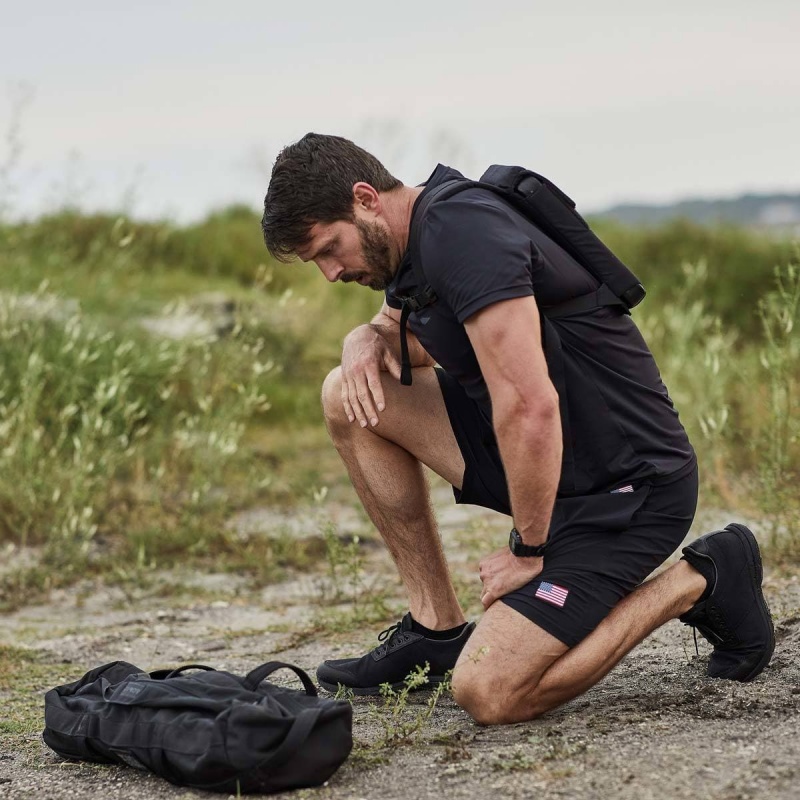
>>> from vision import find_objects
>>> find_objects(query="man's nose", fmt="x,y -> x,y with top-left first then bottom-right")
319,261 -> 344,283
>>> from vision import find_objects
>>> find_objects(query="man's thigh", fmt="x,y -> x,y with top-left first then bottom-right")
355,365 -> 466,490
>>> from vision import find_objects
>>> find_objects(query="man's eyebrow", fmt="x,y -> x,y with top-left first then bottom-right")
307,236 -> 337,262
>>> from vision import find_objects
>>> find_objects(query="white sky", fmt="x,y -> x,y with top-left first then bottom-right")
2,0 -> 799,220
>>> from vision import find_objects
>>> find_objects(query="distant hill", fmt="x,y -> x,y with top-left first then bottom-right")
595,193 -> 800,230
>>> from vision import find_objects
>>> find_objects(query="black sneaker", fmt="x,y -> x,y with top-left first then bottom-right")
316,613 -> 475,695
679,523 -> 775,681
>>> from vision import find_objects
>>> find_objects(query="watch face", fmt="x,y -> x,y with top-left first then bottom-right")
509,528 -> 525,555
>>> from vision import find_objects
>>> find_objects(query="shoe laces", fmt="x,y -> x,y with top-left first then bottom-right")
377,621 -> 403,643
373,621 -> 411,658
683,608 -> 734,652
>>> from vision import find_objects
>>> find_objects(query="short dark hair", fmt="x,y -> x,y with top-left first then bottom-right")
261,133 -> 402,262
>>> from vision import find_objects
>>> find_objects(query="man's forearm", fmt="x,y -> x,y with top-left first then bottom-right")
493,398 -> 562,546
366,313 -> 436,369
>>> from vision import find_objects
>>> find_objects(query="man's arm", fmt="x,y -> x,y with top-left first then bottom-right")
339,301 -> 435,427
464,295 -> 563,606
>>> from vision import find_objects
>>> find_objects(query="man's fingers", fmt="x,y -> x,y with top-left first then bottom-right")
354,375 -> 379,427
345,376 -> 369,427
341,346 -> 399,424
341,386 -> 355,423
365,366 -> 386,417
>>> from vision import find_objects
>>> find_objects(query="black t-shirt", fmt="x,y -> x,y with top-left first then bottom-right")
386,164 -> 695,496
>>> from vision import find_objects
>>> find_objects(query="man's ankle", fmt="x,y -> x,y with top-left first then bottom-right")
674,559 -> 710,616
410,614 -> 468,640
408,608 -> 466,633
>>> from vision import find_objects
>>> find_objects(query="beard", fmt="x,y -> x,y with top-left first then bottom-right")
339,218 -> 394,291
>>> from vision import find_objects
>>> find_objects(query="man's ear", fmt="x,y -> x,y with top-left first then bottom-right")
352,182 -> 381,215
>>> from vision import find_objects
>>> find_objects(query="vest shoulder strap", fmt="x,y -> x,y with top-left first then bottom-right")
404,179 -> 480,310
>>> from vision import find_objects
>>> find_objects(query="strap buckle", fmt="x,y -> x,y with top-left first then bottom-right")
396,286 -> 437,312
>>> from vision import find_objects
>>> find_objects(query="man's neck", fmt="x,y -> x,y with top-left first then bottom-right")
381,185 -> 425,270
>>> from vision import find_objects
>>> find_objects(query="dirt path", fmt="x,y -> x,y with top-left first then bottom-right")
1,483 -> 799,800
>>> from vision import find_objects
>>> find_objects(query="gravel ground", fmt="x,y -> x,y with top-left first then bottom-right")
1,488 -> 798,800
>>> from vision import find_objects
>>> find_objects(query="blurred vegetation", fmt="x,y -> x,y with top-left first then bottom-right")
590,217 -> 797,336
0,207 -> 798,608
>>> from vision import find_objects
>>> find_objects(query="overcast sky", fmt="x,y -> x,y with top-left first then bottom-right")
2,0 -> 798,220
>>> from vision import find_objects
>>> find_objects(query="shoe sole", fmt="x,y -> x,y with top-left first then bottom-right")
318,674 -> 449,696
717,523 -> 775,682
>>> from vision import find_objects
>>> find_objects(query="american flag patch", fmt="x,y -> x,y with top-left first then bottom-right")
535,581 -> 569,607
611,484 -> 634,494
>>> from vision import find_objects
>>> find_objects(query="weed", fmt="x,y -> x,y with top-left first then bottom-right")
525,730 -> 588,760
491,748 -> 540,772
373,664 -> 453,747
491,730 -> 586,773
0,644 -> 75,762
344,664 -> 454,771
467,645 -> 490,664
754,260 -> 800,556
312,519 -> 395,633
320,524 -> 366,605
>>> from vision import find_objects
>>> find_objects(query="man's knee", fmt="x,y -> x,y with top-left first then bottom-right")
321,366 -> 346,426
451,667 -> 544,726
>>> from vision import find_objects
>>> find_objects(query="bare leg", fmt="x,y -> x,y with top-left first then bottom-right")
321,366 -> 466,630
452,559 -> 706,724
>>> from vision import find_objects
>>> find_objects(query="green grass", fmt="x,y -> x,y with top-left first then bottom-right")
0,208 -> 798,606
0,644 -> 70,759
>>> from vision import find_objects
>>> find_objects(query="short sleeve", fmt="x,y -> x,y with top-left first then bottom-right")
419,193 -> 536,323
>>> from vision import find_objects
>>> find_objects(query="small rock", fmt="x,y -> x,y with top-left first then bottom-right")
200,639 -> 227,652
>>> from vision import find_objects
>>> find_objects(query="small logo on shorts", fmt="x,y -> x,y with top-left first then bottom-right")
535,581 -> 569,607
611,484 -> 634,494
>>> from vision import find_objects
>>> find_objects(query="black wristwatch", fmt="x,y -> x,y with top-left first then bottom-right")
509,527 -> 547,557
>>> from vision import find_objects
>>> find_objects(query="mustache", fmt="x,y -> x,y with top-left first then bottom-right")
339,272 -> 365,284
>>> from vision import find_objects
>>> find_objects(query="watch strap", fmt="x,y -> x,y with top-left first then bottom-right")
509,527 -> 547,557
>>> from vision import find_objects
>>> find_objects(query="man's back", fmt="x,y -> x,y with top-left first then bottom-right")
386,164 -> 695,495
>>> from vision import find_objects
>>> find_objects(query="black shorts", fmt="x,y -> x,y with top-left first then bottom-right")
436,368 -> 699,648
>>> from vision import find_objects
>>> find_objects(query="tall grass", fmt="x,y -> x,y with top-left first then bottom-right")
0,209 -> 798,607
753,264 -> 800,556
637,251 -> 800,553
0,284 -> 284,599
592,217 -> 797,336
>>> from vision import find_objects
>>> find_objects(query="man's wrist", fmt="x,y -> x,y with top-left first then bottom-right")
508,527 -> 548,557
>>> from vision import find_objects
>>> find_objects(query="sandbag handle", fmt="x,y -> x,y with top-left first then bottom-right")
243,661 -> 318,696
162,664 -> 216,679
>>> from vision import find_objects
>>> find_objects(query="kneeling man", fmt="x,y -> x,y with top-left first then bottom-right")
261,133 -> 774,725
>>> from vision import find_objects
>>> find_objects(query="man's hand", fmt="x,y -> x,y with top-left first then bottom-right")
341,324 -> 402,427
479,547 -> 544,609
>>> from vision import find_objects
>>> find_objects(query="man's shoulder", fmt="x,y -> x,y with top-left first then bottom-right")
418,186 -> 527,258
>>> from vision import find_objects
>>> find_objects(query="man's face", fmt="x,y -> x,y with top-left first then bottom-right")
297,216 -> 395,291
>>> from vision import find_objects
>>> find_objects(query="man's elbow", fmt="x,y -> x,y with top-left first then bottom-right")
496,385 -> 561,438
